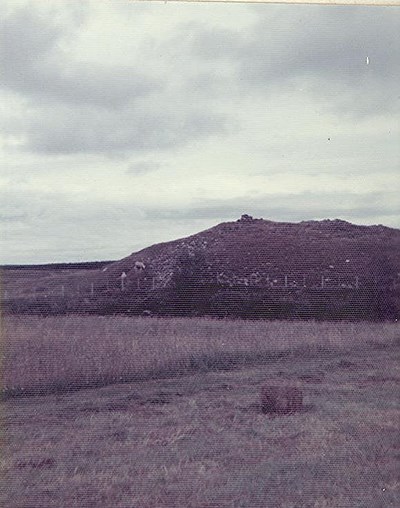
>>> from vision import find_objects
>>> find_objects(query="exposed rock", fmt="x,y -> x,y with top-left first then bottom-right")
237,214 -> 254,222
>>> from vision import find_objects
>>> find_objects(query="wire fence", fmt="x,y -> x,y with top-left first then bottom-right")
2,272 -> 398,301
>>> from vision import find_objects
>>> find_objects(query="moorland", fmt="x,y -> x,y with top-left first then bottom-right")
1,316 -> 399,507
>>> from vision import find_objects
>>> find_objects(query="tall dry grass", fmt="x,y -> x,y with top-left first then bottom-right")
2,315 -> 399,396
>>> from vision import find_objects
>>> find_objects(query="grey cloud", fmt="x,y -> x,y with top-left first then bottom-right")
180,22 -> 246,61
20,104 -> 226,154
144,190 -> 400,225
126,161 -> 161,175
0,187 -> 203,263
2,185 -> 396,234
36,62 -> 158,109
0,213 -> 27,223
0,5 -> 158,109
0,188 -> 143,262
188,6 -> 399,116
1,187 -> 398,264
246,8 -> 399,81
0,5 -> 227,154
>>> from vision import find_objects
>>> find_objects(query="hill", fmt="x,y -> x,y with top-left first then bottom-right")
101,215 -> 400,291
3,216 -> 400,319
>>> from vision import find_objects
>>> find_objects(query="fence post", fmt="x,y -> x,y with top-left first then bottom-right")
120,272 -> 127,291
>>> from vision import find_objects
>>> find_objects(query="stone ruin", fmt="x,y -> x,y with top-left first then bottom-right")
237,214 -> 254,223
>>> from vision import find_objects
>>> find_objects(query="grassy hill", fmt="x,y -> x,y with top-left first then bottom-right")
102,215 -> 400,289
2,216 -> 400,319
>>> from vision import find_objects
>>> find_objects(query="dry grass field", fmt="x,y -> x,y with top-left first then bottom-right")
1,317 -> 399,507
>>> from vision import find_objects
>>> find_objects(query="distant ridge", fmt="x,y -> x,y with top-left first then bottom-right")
1,261 -> 114,271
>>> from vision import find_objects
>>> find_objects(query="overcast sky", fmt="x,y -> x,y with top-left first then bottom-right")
1,1 -> 399,263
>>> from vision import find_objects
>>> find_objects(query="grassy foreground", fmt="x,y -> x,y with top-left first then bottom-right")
1,317 -> 399,507
2,316 -> 399,396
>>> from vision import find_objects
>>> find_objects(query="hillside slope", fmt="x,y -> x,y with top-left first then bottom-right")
100,215 -> 400,291
3,216 -> 400,319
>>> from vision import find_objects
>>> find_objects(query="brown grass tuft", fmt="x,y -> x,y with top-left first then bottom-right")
260,385 -> 303,414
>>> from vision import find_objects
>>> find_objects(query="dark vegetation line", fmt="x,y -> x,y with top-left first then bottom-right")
3,285 -> 399,321
0,345 -> 357,400
0,261 -> 114,271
